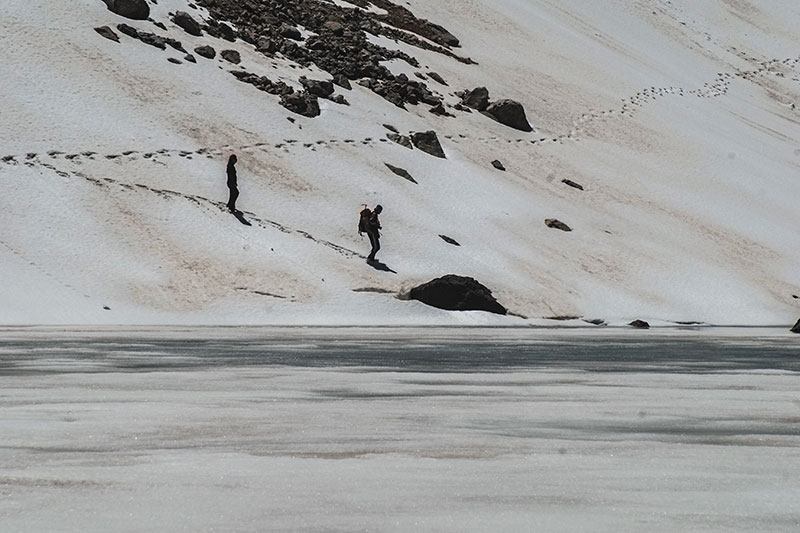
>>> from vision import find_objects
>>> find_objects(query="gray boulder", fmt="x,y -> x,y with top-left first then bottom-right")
194,45 -> 216,59
461,87 -> 489,111
220,49 -> 241,64
629,320 -> 650,329
484,99 -> 533,132
410,131 -> 445,158
94,26 -> 120,42
101,0 -> 149,20
280,91 -> 320,118
172,11 -> 202,37
409,275 -> 507,315
300,77 -> 335,98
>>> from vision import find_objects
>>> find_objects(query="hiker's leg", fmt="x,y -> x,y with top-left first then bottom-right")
368,231 -> 379,260
228,187 -> 239,210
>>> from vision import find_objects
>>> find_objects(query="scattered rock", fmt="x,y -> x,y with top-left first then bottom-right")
409,275 -> 507,315
205,19 -> 236,41
383,124 -> 398,133
491,160 -> 506,171
94,26 -> 120,42
167,57 -> 182,64
387,133 -> 413,149
545,219 -> 572,232
300,76 -> 335,98
102,0 -> 149,20
220,49 -> 241,63
629,319 -> 650,329
194,45 -> 216,59
333,74 -> 352,90
791,319 -> 800,333
385,163 -> 417,184
279,23 -> 302,40
410,130 -> 445,158
429,102 -> 453,117
562,179 -> 584,191
427,71 -> 447,85
184,54 -> 197,63
460,86 -> 489,111
439,235 -> 460,246
280,91 -> 320,117
172,10 -> 203,36
484,99 -> 533,132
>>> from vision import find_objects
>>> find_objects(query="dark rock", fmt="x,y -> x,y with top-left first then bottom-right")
383,124 -> 398,133
117,23 -> 167,49
331,95 -> 349,105
491,160 -> 506,171
102,0 -> 149,20
409,275 -> 507,315
545,219 -> 572,232
194,45 -> 216,59
167,57 -> 182,64
387,133 -> 413,149
584,318 -> 607,326
453,103 -> 471,112
791,319 -> 800,333
300,76 -> 335,98
429,103 -> 454,117
410,130 -> 445,158
333,74 -> 352,90
205,19 -> 236,41
484,99 -> 533,132
280,23 -> 302,40
428,71 -> 447,85
221,49 -> 241,63
280,91 -> 320,117
629,319 -> 650,329
321,20 -> 345,36
172,11 -> 203,36
165,37 -> 186,53
439,235 -> 460,246
94,26 -> 120,42
460,86 -> 489,111
562,179 -> 584,191
385,163 -> 417,184
184,54 -> 197,63
256,36 -> 279,55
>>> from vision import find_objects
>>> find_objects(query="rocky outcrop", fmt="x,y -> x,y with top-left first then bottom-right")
387,133 -> 413,149
484,99 -> 533,132
545,219 -> 572,232
101,0 -> 149,20
172,11 -> 203,37
299,77 -> 335,99
410,131 -> 445,158
791,319 -> 800,333
409,275 -> 507,315
629,319 -> 650,329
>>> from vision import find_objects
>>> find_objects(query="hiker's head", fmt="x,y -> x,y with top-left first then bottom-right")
228,154 -> 237,165
374,204 -> 383,214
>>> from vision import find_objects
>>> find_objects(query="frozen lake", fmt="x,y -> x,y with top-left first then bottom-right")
1,328 -> 799,531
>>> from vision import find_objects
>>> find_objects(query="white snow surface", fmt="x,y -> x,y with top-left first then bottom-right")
2,0 -> 800,326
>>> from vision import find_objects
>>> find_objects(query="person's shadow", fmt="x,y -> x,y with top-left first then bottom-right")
231,210 -> 252,226
367,259 -> 396,273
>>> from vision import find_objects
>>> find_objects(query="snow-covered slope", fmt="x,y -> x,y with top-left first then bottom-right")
2,0 -> 799,326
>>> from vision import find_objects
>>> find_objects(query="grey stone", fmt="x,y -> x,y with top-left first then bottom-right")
461,86 -> 489,111
221,49 -> 241,63
545,218 -> 572,232
194,45 -> 216,59
629,319 -> 650,329
385,163 -> 417,184
484,99 -> 533,132
410,130 -> 445,158
172,11 -> 203,36
94,26 -> 120,42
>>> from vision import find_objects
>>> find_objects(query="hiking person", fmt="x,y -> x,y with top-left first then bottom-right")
365,204 -> 382,263
226,154 -> 239,212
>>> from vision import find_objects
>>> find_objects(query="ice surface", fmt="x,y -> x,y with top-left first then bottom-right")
1,328 -> 799,531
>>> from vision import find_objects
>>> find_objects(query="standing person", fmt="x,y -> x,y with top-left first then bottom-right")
226,154 -> 239,212
366,204 -> 383,263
